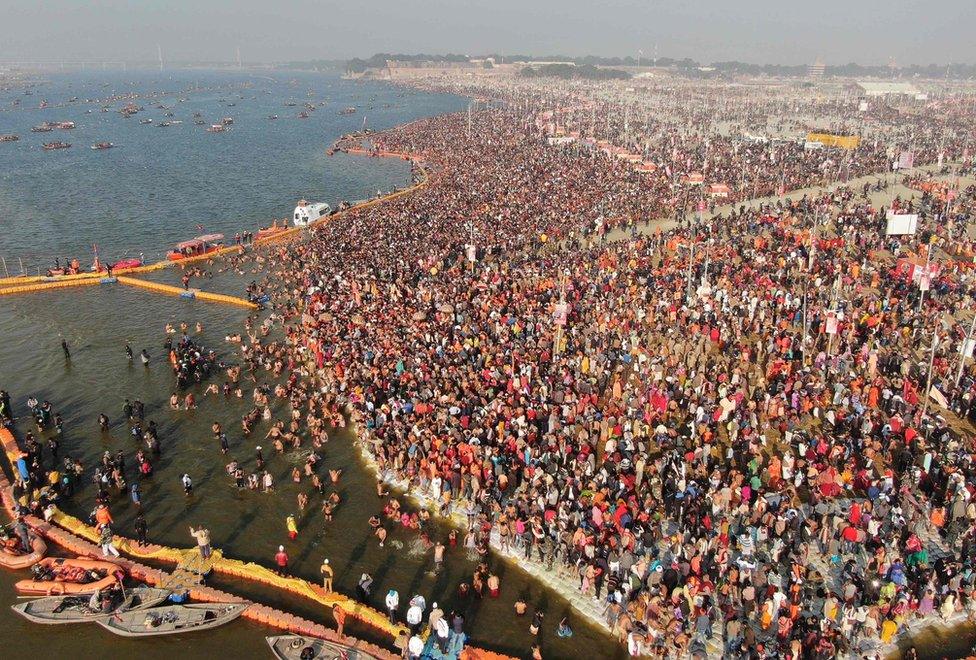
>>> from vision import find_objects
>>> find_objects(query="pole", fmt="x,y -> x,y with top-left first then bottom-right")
918,239 -> 933,312
1,257 -> 7,278
921,332 -> 939,422
956,312 -> 976,387
553,273 -> 567,359
686,199 -> 700,304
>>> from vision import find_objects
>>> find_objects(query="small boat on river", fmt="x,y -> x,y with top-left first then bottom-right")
292,200 -> 330,227
167,234 -> 225,261
16,557 -> 124,595
91,142 -> 114,150
97,602 -> 248,637
0,532 -> 46,570
267,635 -> 374,659
0,134 -> 19,142
42,142 -> 71,151
12,586 -> 170,624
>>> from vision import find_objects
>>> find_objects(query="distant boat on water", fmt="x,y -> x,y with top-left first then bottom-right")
91,142 -> 114,150
43,142 -> 71,151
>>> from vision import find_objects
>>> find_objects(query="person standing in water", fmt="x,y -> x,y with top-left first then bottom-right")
189,525 -> 212,558
140,349 -> 150,367
320,558 -> 333,591
61,339 -> 70,360
286,514 -> 298,540
125,344 -> 133,361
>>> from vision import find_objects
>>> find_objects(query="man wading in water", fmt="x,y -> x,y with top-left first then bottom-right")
189,525 -> 212,559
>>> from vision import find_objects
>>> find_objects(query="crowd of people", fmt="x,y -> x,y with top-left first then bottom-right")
4,76 -> 976,659
244,88 -> 976,657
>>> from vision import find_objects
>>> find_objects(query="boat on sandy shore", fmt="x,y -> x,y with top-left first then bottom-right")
12,586 -> 170,624
97,602 -> 247,637
267,635 -> 374,659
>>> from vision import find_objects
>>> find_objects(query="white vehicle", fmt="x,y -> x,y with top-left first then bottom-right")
292,199 -> 331,227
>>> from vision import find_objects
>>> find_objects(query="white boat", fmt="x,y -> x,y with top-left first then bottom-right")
97,602 -> 247,637
292,199 -> 330,227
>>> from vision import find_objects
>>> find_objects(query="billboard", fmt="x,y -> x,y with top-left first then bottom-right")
885,212 -> 919,236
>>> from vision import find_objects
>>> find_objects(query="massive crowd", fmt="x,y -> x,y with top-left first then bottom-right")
5,78 -> 976,659
226,85 -> 976,657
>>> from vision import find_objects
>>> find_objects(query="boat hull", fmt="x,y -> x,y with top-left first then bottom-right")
267,635 -> 374,659
97,602 -> 248,637
11,586 -> 170,624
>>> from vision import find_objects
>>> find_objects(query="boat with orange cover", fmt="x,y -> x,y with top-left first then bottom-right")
16,557 -> 124,595
167,234 -> 224,261
0,533 -> 46,570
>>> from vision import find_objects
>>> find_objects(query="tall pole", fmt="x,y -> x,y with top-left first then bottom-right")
921,332 -> 939,422
956,312 -> 976,387
553,272 -> 567,359
686,198 -> 700,304
918,238 -> 933,312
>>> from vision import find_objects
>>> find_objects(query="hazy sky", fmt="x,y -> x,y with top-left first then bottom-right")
1,0 -> 972,66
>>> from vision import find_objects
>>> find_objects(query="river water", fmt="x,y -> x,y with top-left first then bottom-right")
0,71 -> 624,659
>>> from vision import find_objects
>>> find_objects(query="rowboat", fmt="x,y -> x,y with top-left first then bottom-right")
97,602 -> 248,637
267,635 -> 374,659
12,586 -> 170,624
16,557 -> 124,595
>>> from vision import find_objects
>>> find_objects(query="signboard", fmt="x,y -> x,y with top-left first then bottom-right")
919,273 -> 930,291
963,337 -> 976,359
885,213 -> 919,236
897,150 -> 915,170
553,302 -> 569,326
825,311 -> 838,335
466,244 -> 477,263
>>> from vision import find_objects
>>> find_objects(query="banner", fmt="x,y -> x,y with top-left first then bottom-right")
885,213 -> 919,236
553,302 -> 569,326
825,311 -> 838,335
898,151 -> 915,170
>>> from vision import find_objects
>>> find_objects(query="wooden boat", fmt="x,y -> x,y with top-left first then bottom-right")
15,557 -> 124,595
97,602 -> 248,637
43,142 -> 71,151
11,586 -> 170,624
0,134 -> 19,142
0,534 -> 46,570
267,635 -> 374,659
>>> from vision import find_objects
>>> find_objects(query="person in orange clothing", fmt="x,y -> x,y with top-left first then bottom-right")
94,503 -> 113,527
